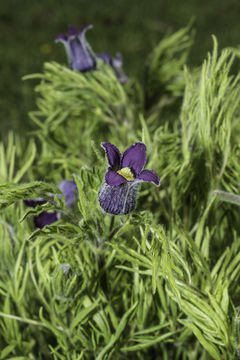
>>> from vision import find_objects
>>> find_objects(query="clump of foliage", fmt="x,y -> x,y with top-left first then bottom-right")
1,25 -> 240,359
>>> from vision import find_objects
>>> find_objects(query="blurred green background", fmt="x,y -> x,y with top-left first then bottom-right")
1,0 -> 240,138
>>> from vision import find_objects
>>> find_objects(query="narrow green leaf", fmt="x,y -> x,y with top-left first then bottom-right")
70,300 -> 100,331
181,321 -> 222,360
13,140 -> 36,183
96,302 -> 138,360
121,332 -> 174,351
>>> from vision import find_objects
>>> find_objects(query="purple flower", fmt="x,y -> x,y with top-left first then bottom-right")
56,25 -> 128,82
58,180 -> 77,209
24,180 -> 78,228
98,142 -> 159,215
97,53 -> 128,84
33,211 -> 59,229
55,25 -> 96,72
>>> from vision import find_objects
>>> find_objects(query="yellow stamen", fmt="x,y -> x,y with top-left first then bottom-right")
117,167 -> 135,181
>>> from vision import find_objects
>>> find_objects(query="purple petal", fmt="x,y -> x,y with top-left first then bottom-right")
122,142 -> 146,176
70,25 -> 96,71
34,211 -> 58,229
105,170 -> 127,186
137,169 -> 160,186
58,180 -> 78,209
101,142 -> 121,170
24,198 -> 47,208
79,24 -> 93,35
67,26 -> 79,36
55,34 -> 67,42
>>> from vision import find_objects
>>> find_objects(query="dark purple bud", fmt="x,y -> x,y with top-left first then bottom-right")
56,24 -> 96,72
24,197 -> 57,228
98,181 -> 140,215
23,198 -> 47,207
34,211 -> 59,229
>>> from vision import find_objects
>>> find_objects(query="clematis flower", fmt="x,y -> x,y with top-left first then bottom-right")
98,142 -> 159,215
24,180 -> 78,228
55,25 -> 128,82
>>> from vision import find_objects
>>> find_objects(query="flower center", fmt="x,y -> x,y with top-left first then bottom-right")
117,167 -> 135,181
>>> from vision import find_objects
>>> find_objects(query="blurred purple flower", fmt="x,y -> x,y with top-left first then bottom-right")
97,53 -> 128,83
56,25 -> 128,82
24,180 -> 78,228
98,142 -> 159,215
58,180 -> 77,209
55,25 -> 96,72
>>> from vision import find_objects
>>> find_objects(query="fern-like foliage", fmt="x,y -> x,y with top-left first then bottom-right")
1,27 -> 240,360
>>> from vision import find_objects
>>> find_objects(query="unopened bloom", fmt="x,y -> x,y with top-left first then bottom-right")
55,25 -> 128,82
98,142 -> 159,215
55,25 -> 96,72
24,180 -> 78,228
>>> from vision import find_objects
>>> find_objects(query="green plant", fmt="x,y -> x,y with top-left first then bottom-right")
1,26 -> 240,359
